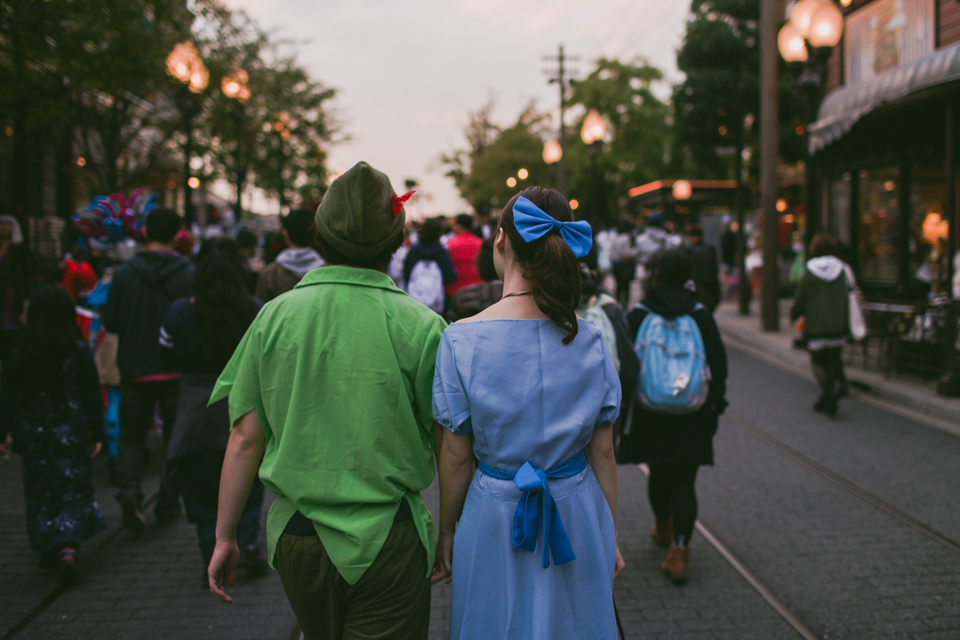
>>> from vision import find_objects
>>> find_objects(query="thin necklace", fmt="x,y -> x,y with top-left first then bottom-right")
501,291 -> 532,300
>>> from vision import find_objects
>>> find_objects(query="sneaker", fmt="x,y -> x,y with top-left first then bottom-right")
239,545 -> 269,577
58,548 -> 78,582
120,497 -> 146,532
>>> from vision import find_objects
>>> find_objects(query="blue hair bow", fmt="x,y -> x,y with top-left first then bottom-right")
513,196 -> 592,258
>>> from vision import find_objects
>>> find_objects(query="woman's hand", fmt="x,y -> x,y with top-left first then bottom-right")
614,544 -> 626,581
208,540 -> 240,603
435,530 -> 455,585
89,442 -> 102,458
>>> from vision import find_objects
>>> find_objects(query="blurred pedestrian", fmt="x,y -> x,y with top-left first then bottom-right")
160,239 -> 267,586
620,249 -> 728,582
687,224 -> 721,311
0,284 -> 107,580
207,162 -> 446,640
404,217 -> 457,313
790,233 -> 850,416
102,208 -> 194,532
445,213 -> 483,296
0,214 -> 40,366
434,187 -> 624,639
635,212 -> 681,267
608,218 -> 637,306
256,209 -> 325,302
446,236 -> 503,321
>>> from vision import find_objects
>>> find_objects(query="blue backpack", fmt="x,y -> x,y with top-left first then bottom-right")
634,304 -> 711,415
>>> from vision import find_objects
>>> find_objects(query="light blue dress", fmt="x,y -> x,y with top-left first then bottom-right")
433,318 -> 622,640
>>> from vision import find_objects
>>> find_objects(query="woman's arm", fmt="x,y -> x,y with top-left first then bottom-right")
436,430 -> 473,583
208,409 -> 265,603
586,424 -> 626,579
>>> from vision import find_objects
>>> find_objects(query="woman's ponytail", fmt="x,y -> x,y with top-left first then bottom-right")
498,187 -> 582,344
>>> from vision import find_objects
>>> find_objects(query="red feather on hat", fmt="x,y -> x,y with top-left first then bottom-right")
392,190 -> 415,216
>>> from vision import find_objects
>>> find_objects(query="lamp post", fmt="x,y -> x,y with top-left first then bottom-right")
273,112 -> 291,213
166,42 -> 209,226
580,110 -> 607,223
222,69 -> 250,220
543,139 -> 563,190
778,0 -> 844,246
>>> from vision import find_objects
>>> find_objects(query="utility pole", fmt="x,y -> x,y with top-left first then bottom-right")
544,45 -> 578,196
760,0 -> 780,332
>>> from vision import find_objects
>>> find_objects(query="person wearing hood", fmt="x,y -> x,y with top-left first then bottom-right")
102,208 -> 195,532
790,233 -> 851,416
620,249 -> 728,582
403,217 -> 457,312
256,209 -> 325,303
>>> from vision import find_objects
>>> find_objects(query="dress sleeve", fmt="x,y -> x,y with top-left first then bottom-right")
432,330 -> 472,434
595,334 -> 622,430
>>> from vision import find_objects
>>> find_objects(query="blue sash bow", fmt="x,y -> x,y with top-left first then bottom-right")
476,451 -> 587,568
513,196 -> 593,258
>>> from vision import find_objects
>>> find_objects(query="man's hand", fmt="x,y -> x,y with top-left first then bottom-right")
208,540 -> 240,604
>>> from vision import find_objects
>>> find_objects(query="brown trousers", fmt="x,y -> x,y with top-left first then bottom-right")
275,519 -> 431,640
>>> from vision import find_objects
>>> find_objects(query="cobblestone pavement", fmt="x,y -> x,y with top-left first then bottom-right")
3,341 -> 960,639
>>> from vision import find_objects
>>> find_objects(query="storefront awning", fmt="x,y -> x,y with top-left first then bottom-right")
808,41 -> 960,154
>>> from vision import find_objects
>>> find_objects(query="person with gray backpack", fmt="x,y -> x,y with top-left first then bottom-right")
403,217 -> 457,314
617,249 -> 728,582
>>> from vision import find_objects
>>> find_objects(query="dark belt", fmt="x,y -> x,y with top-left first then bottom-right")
283,499 -> 412,537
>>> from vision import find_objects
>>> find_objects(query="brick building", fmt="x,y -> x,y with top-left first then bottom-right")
809,0 -> 960,298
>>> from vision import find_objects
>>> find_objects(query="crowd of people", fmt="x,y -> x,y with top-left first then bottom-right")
0,157 -> 865,638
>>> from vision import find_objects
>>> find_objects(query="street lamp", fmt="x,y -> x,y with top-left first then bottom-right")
273,113 -> 291,212
166,42 -> 208,225
778,0 -> 844,245
580,110 -> 607,222
543,140 -> 563,190
222,68 -> 250,220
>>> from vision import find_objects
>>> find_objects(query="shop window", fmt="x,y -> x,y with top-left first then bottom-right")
910,164 -> 947,284
829,172 -> 852,249
858,167 -> 900,285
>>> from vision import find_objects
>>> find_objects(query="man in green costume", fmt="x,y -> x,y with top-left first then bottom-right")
207,161 -> 445,640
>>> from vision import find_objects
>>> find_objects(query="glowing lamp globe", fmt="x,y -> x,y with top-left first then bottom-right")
672,180 -> 693,201
166,42 -> 208,93
808,2 -> 844,48
543,139 -> 563,164
778,22 -> 809,62
580,110 -> 607,145
789,0 -> 821,38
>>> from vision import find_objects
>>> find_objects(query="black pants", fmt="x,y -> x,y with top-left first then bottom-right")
810,347 -> 845,398
648,462 -> 700,546
116,380 -> 180,516
612,259 -> 636,306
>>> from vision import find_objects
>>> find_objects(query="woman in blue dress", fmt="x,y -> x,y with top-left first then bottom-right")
433,187 -> 625,640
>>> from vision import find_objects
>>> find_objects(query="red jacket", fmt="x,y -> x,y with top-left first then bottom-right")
445,232 -> 483,295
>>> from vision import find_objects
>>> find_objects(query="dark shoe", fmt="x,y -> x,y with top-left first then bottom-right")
651,520 -> 673,548
836,382 -> 849,398
120,497 -> 146,532
154,504 -> 184,527
661,544 -> 690,582
239,545 -> 269,577
824,394 -> 839,417
58,547 -> 78,582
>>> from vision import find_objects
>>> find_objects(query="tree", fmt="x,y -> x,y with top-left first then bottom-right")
566,57 -> 671,221
442,102 -> 553,215
671,0 -> 804,181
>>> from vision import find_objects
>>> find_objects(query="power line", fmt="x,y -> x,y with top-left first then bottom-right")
543,45 -> 580,195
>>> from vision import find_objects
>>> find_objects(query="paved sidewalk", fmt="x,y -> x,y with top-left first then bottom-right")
714,299 -> 960,434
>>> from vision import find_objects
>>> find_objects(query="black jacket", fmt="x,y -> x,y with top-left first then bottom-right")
618,286 -> 728,466
402,244 -> 458,287
102,251 -> 194,378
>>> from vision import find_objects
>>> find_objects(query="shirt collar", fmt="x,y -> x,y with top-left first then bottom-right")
294,265 -> 403,293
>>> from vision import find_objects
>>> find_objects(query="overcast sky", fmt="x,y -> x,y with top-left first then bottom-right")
222,0 -> 690,216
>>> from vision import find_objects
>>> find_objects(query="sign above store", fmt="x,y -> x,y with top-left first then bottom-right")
844,0 -> 934,86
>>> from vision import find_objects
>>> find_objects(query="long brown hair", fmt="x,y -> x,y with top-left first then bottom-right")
497,187 -> 581,344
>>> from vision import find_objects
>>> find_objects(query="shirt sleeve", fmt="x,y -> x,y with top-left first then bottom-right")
432,330 -> 472,434
414,315 -> 447,433
595,333 -> 622,430
209,314 -> 265,431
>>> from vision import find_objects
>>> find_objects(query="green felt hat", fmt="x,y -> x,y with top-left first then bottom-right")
314,161 -> 406,260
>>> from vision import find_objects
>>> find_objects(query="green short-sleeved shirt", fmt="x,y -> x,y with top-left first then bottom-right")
210,266 -> 446,585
